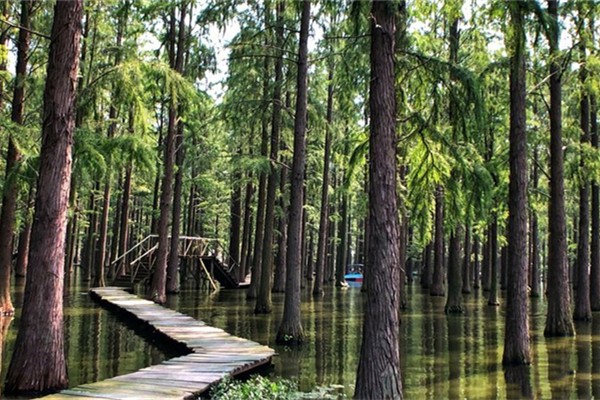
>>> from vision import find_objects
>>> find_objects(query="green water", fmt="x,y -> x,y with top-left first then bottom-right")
1,279 -> 599,399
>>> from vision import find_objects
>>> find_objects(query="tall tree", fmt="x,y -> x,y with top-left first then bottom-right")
430,185 -> 445,296
149,2 -> 187,303
313,64 -> 334,297
276,0 -> 310,345
256,0 -> 285,314
545,0 -> 574,337
503,0 -> 531,365
573,7 -> 591,321
5,0 -> 83,393
0,0 -> 32,315
591,93 -> 600,310
354,1 -> 402,398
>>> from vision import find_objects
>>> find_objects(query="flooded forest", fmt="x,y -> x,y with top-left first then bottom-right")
0,0 -> 598,399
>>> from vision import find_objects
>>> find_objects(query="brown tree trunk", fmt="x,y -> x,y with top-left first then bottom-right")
335,184 -> 349,286
430,185 -> 445,296
590,94 -> 600,310
421,242 -> 432,289
272,165 -> 287,293
355,1 -> 402,397
256,1 -> 284,313
530,148 -> 541,298
503,2 -> 531,364
445,228 -> 463,313
0,0 -> 31,315
15,186 -> 34,278
229,161 -> 242,271
472,237 -> 480,289
545,0 -> 574,337
313,63 -> 334,297
276,0 -> 310,345
117,163 -> 132,272
574,12 -> 591,321
247,54 -> 270,300
462,225 -> 472,294
5,0 -> 82,393
167,121 -> 185,293
488,217 -> 499,306
149,3 -> 186,303
239,179 -> 254,281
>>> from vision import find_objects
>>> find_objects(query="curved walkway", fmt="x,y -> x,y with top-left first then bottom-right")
42,287 -> 275,399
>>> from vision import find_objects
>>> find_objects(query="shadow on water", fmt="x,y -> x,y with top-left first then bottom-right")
3,275 -> 600,399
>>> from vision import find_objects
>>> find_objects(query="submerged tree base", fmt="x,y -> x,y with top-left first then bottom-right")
276,324 -> 305,345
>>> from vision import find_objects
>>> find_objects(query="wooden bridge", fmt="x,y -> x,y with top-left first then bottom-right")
42,287 -> 275,399
110,235 -> 247,290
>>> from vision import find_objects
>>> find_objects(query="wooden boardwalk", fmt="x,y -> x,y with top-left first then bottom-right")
42,287 -> 275,399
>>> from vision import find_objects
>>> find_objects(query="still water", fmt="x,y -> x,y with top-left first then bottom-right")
1,278 -> 599,399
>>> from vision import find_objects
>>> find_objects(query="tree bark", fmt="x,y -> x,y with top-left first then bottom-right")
545,0 -> 574,337
354,2 -> 402,397
255,1 -> 284,313
530,148 -> 541,298
462,225 -> 472,294
430,185 -> 445,296
15,186 -> 34,278
167,120 -> 185,293
488,217 -> 499,306
149,2 -> 186,303
276,0 -> 310,345
503,1 -> 531,365
5,0 -> 82,393
445,229 -> 463,313
247,51 -> 270,300
313,63 -> 334,297
272,165 -> 287,293
590,94 -> 600,310
574,11 -> 591,321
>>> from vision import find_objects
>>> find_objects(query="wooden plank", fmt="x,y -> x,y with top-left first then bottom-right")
52,287 -> 276,400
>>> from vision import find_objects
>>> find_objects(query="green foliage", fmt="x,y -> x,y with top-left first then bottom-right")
210,375 -> 297,400
209,376 -> 346,400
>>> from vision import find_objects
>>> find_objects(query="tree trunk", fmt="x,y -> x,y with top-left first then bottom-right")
445,229 -> 463,313
574,12 -> 591,321
421,242 -> 432,289
117,162 -> 132,274
354,1 -> 402,397
15,186 -> 34,278
545,0 -> 574,337
167,120 -> 185,293
229,161 -> 242,272
256,1 -> 284,313
462,225 -> 472,294
240,179 -> 254,281
276,0 -> 310,345
335,185 -> 349,286
0,0 -> 31,315
272,166 -> 287,293
313,64 -> 334,297
149,3 -> 186,303
247,53 -> 270,300
590,94 -> 600,310
5,0 -> 82,393
488,217 -> 499,306
430,185 -> 445,296
503,1 -> 531,364
530,148 -> 541,298
472,237 -> 480,289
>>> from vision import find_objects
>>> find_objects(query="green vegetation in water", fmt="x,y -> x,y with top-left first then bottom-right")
209,375 -> 345,400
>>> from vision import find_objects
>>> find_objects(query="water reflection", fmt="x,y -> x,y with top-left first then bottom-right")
5,279 -> 600,399
1,278 -> 170,399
